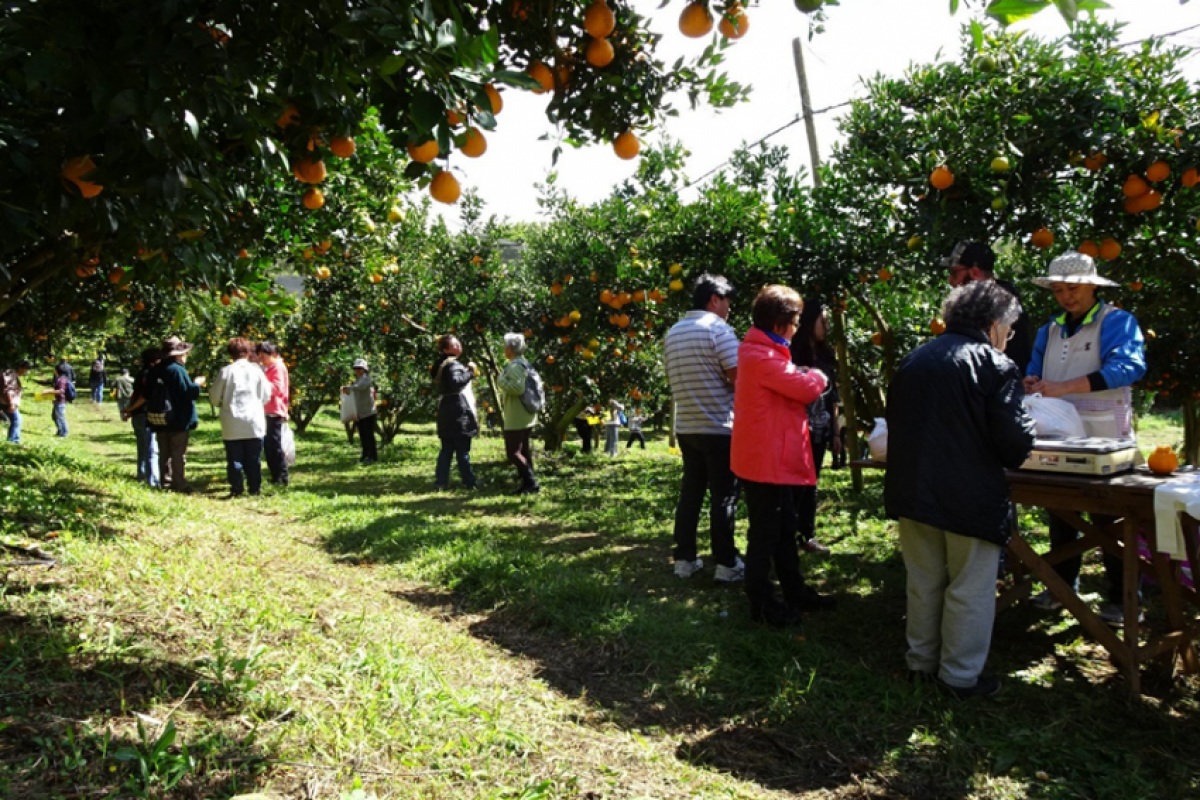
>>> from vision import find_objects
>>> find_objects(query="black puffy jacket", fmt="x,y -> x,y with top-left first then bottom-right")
432,356 -> 479,439
884,325 -> 1036,546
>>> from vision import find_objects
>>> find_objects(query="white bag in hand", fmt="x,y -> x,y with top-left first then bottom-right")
1024,395 -> 1086,439
281,423 -> 297,467
868,418 -> 888,462
340,393 -> 356,423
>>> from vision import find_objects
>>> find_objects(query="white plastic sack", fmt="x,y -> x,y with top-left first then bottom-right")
281,423 -> 296,467
1024,395 -> 1086,439
340,393 -> 356,424
868,418 -> 888,462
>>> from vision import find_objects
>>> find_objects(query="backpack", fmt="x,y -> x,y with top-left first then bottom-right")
63,381 -> 77,403
517,360 -> 545,414
145,375 -> 173,427
618,409 -> 627,427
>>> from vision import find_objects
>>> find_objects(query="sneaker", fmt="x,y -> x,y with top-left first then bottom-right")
939,674 -> 1001,699
713,557 -> 745,584
1098,603 -> 1144,628
787,586 -> 838,613
1030,590 -> 1064,611
802,538 -> 831,554
674,558 -> 704,579
749,601 -> 803,629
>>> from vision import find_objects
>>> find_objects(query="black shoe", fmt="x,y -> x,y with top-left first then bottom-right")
749,601 -> 803,629
516,483 -> 541,495
787,586 -> 837,613
908,669 -> 937,685
939,674 -> 1001,699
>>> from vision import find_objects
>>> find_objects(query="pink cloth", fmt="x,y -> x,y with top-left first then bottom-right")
263,360 -> 290,418
730,327 -> 827,486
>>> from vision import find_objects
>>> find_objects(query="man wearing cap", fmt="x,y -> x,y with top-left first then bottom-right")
1024,251 -> 1147,626
945,241 -> 1033,375
342,358 -> 378,465
152,338 -> 205,493
2,359 -> 32,444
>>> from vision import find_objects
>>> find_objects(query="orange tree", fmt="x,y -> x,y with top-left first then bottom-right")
822,21 -> 1200,461
0,0 -> 752,347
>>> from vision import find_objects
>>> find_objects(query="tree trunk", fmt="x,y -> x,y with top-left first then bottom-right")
1184,396 -> 1199,467
543,396 -> 588,451
830,304 -> 863,491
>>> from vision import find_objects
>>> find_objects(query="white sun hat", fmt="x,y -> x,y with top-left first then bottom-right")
1031,251 -> 1119,289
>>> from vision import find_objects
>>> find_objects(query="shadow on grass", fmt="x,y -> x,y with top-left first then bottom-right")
0,608 -> 272,800
316,438 -> 1200,800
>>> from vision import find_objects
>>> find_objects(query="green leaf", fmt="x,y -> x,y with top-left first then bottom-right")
1054,0 -> 1078,21
950,0 -> 961,13
435,20 -> 457,50
970,20 -> 984,49
985,0 -> 1051,25
409,92 -> 443,133
380,55 -> 406,77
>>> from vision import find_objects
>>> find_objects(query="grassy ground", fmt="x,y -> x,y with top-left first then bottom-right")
1,398 -> 1197,799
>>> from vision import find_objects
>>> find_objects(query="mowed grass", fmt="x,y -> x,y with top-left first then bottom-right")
1,395 -> 1197,800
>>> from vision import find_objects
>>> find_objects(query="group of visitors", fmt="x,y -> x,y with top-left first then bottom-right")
116,336 -> 291,497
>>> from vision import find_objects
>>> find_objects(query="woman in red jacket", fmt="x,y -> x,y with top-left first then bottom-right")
731,285 -> 836,627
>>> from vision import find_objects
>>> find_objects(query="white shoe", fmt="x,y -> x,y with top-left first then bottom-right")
674,558 -> 704,578
713,557 -> 746,584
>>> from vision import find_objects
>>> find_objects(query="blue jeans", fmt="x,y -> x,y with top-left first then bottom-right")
5,408 -> 19,443
131,414 -> 159,487
91,383 -> 104,403
435,434 -> 477,488
52,404 -> 68,437
224,438 -> 263,495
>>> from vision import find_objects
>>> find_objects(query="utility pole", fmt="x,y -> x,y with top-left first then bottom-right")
791,37 -> 863,491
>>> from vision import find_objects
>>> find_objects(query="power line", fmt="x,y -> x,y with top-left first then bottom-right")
1119,22 -> 1200,49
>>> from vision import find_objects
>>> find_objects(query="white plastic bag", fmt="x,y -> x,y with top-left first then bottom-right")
1024,395 -> 1087,439
340,392 -> 356,423
281,423 -> 296,467
868,418 -> 888,462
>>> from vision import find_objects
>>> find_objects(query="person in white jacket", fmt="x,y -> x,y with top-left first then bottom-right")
209,337 -> 272,497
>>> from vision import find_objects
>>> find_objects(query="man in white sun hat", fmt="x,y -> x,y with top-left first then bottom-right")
1024,250 -> 1146,627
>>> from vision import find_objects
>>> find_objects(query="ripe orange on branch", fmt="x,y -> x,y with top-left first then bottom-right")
679,3 -> 714,37
1077,240 -> 1099,258
1030,228 -> 1054,249
483,84 -> 503,115
1099,238 -> 1122,261
407,140 -> 439,163
460,127 -> 487,158
1146,160 -> 1170,182
583,0 -> 616,38
586,37 -> 615,68
330,136 -> 356,158
61,156 -> 104,198
292,157 -> 327,184
1122,174 -> 1149,197
302,187 -> 325,210
613,131 -> 640,160
430,170 -> 461,205
718,3 -> 749,39
929,165 -> 954,190
528,62 -> 554,94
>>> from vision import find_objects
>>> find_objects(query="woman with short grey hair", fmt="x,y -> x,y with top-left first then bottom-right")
503,332 -> 526,356
884,281 -> 1036,699
498,332 -> 539,493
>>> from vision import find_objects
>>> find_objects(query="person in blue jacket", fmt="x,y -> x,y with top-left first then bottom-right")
151,338 -> 205,493
1023,251 -> 1146,627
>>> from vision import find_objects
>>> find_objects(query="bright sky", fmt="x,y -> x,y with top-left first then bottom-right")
435,0 -> 1200,228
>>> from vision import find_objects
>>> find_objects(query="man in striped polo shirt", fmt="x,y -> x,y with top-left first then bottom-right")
664,274 -> 744,583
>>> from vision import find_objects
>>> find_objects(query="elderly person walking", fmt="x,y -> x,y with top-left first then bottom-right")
886,282 -> 1036,699
342,358 -> 378,465
731,285 -> 832,628
210,337 -> 273,497
257,342 -> 291,486
498,332 -> 540,494
432,334 -> 480,490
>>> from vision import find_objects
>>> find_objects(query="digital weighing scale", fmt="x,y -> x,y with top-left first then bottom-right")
1020,436 -> 1140,477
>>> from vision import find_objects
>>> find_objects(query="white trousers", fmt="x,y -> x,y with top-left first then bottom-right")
899,518 -> 1001,688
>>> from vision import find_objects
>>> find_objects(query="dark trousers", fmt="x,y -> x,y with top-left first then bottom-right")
224,438 -> 263,496
358,414 -> 378,462
156,429 -> 190,491
436,434 -> 477,488
503,428 -> 537,487
743,480 -> 809,609
830,426 -> 848,469
626,430 -> 646,449
794,435 -> 827,542
1049,514 -> 1127,605
672,433 -> 740,568
573,418 -> 593,453
265,416 -> 289,485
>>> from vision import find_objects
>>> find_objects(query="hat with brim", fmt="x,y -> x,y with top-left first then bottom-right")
352,358 -> 369,370
163,339 -> 193,357
1031,251 -> 1119,289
